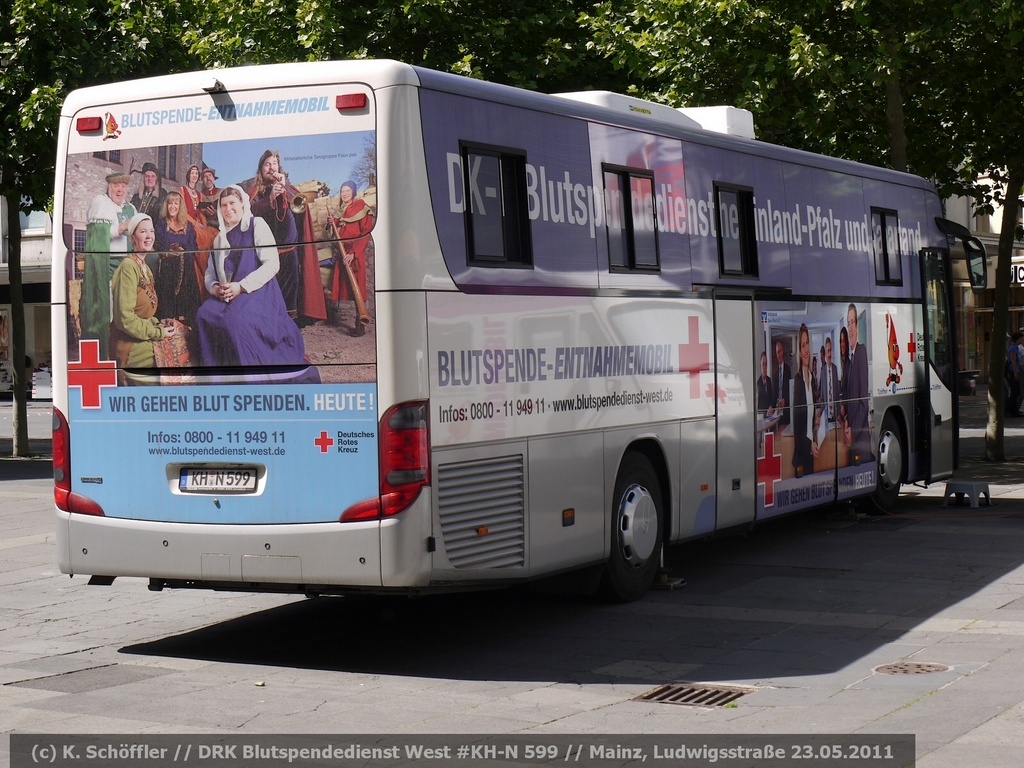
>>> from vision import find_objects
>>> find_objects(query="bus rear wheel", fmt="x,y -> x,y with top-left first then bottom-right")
873,412 -> 904,511
600,452 -> 663,602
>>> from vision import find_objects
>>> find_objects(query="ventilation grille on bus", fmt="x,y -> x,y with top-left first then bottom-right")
437,454 -> 526,569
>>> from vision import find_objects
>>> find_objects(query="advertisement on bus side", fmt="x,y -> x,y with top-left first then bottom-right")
420,87 -> 931,298
428,293 -> 718,445
755,300 -> 922,517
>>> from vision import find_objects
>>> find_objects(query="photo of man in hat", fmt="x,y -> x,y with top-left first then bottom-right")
196,164 -> 221,229
130,161 -> 167,220
83,170 -> 137,357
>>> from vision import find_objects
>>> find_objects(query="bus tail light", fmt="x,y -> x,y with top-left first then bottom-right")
336,93 -> 368,111
53,407 -> 105,516
341,401 -> 429,522
75,116 -> 104,133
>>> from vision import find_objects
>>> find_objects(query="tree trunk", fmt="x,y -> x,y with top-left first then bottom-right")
2,189 -> 31,457
984,164 -> 1024,460
883,39 -> 909,174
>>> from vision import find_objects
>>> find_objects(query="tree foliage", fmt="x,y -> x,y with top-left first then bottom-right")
582,0 -> 955,175
182,0 -> 627,94
2,1 -> 193,210
939,1 -> 1024,458
4,0 -> 1024,457
582,0 -> 1024,458
1,0 -> 193,454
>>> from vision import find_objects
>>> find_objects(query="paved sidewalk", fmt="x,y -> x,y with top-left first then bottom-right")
924,387 -> 1024,498
2,392 -> 1024,768
0,399 -> 51,463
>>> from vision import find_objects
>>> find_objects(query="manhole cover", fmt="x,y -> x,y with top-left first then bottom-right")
634,682 -> 756,707
874,662 -> 950,675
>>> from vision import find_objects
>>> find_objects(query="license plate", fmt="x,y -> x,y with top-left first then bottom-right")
179,467 -> 257,493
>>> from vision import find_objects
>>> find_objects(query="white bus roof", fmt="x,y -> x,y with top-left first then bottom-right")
59,59 -> 422,116
59,58 -> 928,191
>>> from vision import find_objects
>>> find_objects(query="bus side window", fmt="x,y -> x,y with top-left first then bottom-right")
461,144 -> 532,267
872,207 -> 903,285
715,184 -> 758,278
604,166 -> 660,273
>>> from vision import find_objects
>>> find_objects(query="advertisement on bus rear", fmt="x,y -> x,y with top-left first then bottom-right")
60,86 -> 379,523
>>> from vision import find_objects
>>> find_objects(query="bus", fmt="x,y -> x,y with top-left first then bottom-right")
51,60 -> 986,602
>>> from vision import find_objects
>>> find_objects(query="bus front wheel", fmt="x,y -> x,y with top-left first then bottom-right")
874,412 -> 904,511
600,452 -> 663,602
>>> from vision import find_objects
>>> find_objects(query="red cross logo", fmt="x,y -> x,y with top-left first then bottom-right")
314,431 -> 335,453
678,316 -> 711,399
705,382 -> 728,404
757,430 -> 783,507
907,333 -> 917,358
68,339 -> 118,409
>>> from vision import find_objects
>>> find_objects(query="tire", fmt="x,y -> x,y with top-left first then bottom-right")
600,452 -> 664,602
873,412 -> 904,511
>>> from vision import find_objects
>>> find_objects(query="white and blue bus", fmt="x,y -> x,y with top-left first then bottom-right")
51,60 -> 985,601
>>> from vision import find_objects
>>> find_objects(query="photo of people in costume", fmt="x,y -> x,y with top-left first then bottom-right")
63,131 -> 377,385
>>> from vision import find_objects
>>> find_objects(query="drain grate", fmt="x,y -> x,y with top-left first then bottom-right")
874,662 -> 950,675
634,682 -> 756,708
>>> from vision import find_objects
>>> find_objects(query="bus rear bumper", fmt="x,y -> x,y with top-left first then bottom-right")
55,509 -> 431,592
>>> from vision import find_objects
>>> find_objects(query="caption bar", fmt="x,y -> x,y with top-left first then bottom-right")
11,734 -> 915,768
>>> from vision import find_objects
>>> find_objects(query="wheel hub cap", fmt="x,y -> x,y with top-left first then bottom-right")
878,429 -> 902,490
618,484 -> 658,567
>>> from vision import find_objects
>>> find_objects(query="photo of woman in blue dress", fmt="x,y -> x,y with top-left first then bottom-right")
194,185 -> 320,382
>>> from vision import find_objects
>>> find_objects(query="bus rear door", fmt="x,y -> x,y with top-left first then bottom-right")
715,296 -> 757,528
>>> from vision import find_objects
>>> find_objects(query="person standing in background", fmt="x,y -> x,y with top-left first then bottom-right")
1005,330 -> 1023,417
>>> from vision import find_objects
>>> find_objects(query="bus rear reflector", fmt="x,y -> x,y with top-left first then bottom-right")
75,116 -> 104,133
53,407 -> 105,516
340,401 -> 429,522
336,93 -> 368,111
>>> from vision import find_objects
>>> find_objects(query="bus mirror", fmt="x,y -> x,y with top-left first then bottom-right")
934,217 -> 987,291
935,216 -> 971,240
964,236 -> 987,290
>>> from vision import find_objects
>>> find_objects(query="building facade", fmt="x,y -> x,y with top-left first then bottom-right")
0,195 -> 52,395
944,186 -> 1024,382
